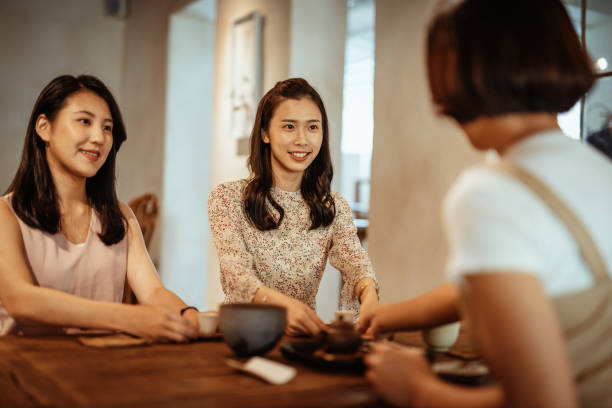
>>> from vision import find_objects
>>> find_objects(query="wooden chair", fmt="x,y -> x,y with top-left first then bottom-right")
122,193 -> 159,304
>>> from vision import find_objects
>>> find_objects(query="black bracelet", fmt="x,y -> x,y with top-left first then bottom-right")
180,306 -> 198,315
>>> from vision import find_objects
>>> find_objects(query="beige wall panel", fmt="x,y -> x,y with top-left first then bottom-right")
368,0 -> 481,303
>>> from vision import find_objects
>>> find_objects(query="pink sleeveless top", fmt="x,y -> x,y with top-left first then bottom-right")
0,195 -> 127,335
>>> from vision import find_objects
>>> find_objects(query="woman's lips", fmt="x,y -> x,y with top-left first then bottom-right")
80,150 -> 100,161
289,152 -> 310,162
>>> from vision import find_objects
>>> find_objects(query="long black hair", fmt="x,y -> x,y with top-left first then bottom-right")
6,75 -> 127,245
243,78 -> 335,231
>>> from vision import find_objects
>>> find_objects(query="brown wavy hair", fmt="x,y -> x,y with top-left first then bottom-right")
243,78 -> 335,231
6,75 -> 127,245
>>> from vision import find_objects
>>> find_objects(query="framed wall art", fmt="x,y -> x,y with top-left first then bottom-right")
230,11 -> 263,150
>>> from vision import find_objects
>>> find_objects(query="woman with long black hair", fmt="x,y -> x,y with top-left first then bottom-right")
208,78 -> 378,336
0,75 -> 198,342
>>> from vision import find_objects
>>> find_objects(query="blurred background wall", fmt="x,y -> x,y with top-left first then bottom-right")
369,1 -> 480,301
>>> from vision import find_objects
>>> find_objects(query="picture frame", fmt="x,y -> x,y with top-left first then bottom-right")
230,11 -> 263,148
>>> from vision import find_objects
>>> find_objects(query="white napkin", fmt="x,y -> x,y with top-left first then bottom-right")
226,357 -> 297,385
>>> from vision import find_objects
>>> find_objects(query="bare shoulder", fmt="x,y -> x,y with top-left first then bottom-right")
0,199 -> 23,243
117,200 -> 140,234
118,200 -> 135,219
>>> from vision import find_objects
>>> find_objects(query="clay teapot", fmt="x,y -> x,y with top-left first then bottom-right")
321,320 -> 362,354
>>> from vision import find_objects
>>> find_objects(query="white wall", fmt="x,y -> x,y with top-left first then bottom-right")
368,0 -> 481,303
205,0 -> 291,309
160,2 -> 216,310
0,0 -> 125,191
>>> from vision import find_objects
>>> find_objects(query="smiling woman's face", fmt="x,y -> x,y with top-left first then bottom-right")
263,97 -> 323,188
36,90 -> 114,180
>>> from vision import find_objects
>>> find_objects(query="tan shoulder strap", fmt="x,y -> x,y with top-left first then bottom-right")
486,160 -> 609,282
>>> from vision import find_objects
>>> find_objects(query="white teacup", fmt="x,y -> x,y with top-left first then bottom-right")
198,311 -> 219,337
421,322 -> 460,352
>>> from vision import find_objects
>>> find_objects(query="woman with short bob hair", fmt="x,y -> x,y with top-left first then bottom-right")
360,1 -> 612,407
209,78 -> 378,336
0,75 -> 199,341
426,0 -> 594,124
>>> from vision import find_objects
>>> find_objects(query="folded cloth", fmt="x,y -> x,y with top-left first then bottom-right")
226,357 -> 297,385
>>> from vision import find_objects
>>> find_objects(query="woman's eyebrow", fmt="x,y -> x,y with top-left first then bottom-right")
73,110 -> 113,123
280,119 -> 321,122
73,110 -> 95,117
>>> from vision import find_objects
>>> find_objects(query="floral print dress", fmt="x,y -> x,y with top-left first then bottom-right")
208,180 -> 378,312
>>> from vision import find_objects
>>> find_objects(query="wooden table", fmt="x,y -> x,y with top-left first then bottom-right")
0,327 -> 478,408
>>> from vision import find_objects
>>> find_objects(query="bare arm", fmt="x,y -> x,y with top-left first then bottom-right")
461,272 -> 577,407
366,343 -> 504,408
0,201 -> 196,342
120,202 -> 199,330
357,282 -> 460,335
366,272 -> 577,408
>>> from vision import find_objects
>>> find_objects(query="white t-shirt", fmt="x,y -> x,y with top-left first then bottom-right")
444,130 -> 612,296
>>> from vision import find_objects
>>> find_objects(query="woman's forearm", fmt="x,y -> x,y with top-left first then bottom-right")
379,283 -> 461,332
142,286 -> 188,311
7,284 -> 132,331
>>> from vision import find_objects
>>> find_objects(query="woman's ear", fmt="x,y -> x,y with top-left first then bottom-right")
262,129 -> 270,143
35,114 -> 51,143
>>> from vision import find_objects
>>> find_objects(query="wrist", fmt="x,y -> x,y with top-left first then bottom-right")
182,308 -> 199,319
360,288 -> 378,305
355,278 -> 377,303
180,306 -> 198,316
255,287 -> 290,308
110,303 -> 135,332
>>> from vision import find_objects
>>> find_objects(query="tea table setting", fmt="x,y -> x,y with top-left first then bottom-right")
0,305 -> 489,407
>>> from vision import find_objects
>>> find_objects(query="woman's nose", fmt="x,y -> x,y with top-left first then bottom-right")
294,127 -> 307,145
90,127 -> 105,144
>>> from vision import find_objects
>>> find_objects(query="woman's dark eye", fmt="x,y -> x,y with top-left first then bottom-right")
285,124 -> 294,130
79,118 -> 91,125
103,125 -> 113,132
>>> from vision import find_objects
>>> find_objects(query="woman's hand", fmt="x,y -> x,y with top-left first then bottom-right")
123,305 -> 199,343
253,286 -> 326,336
355,278 -> 379,337
364,342 -> 436,408
284,297 -> 327,336
356,303 -> 393,338
358,300 -> 378,337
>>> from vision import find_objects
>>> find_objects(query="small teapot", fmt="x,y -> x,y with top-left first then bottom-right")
322,319 -> 362,354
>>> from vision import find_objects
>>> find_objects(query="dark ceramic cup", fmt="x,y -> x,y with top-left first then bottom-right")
219,304 -> 287,357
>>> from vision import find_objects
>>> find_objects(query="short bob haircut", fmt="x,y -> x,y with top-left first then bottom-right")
243,78 -> 335,231
427,0 -> 595,124
6,75 -> 127,245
